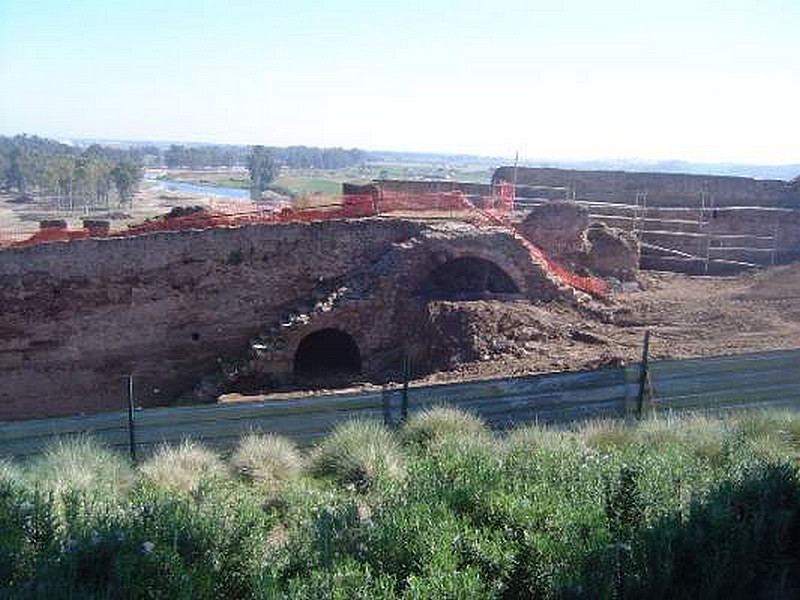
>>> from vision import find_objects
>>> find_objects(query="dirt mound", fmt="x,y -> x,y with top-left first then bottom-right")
584,223 -> 640,281
425,299 -> 627,374
519,201 -> 588,257
417,262 -> 800,384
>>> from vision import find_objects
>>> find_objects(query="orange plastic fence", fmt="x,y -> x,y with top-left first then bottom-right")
2,189 -> 607,298
476,207 -> 609,298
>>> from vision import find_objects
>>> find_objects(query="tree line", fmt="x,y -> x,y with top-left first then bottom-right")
160,144 -> 366,170
0,135 -> 143,211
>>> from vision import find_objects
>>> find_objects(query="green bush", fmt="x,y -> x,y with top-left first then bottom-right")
3,411 -> 800,598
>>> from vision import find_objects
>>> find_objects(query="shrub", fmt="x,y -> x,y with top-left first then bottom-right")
25,436 -> 132,501
281,558 -> 398,599
310,420 -> 404,492
139,440 -> 226,494
402,406 -> 489,450
230,433 -> 303,488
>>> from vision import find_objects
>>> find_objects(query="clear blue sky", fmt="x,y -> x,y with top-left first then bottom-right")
1,0 -> 799,163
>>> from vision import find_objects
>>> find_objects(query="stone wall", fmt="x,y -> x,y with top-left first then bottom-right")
343,180 -> 493,198
0,218 -> 564,421
494,167 -> 800,208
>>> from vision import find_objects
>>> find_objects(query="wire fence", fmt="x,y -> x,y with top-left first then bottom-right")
2,347 -> 799,460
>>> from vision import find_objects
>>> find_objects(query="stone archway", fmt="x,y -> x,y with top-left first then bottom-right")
420,256 -> 520,299
293,328 -> 362,379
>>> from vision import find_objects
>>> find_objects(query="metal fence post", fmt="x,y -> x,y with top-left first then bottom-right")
636,331 -> 651,420
127,375 -> 137,465
381,386 -> 393,426
401,354 -> 410,423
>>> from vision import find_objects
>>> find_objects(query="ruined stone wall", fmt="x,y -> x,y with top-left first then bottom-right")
494,167 -> 800,208
0,220 -> 419,420
0,218 -> 562,421
373,179 -> 493,197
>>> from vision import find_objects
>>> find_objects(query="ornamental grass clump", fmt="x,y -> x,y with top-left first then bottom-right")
230,433 -> 303,489
578,418 -> 634,452
310,420 -> 404,491
401,406 -> 490,451
0,459 -> 21,489
25,436 -> 133,501
139,440 -> 227,494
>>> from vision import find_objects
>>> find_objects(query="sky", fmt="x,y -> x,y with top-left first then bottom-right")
1,0 -> 799,164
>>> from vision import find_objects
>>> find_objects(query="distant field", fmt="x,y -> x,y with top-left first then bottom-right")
159,162 -> 494,197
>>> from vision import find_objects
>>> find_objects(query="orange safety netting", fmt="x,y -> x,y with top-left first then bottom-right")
476,205 -> 609,298
2,186 -> 607,298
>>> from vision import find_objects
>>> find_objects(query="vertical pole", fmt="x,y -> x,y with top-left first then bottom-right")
401,353 -> 410,423
381,387 -> 391,426
636,331 -> 651,420
771,217 -> 780,266
127,375 -> 137,465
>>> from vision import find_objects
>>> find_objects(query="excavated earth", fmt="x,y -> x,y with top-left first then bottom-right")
226,261 -> 800,401
418,263 -> 800,384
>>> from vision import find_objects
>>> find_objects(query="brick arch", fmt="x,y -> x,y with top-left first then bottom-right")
419,255 -> 521,298
293,327 -> 362,378
413,247 -> 530,298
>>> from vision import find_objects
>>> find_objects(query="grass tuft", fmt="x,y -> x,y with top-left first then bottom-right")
230,433 -> 303,488
25,436 -> 132,500
139,440 -> 226,493
309,420 -> 405,491
402,406 -> 489,450
0,459 -> 22,489
578,418 -> 634,451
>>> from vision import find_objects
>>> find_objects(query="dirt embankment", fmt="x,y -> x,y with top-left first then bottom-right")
411,264 -> 800,385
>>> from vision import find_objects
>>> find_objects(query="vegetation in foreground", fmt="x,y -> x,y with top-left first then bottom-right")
3,408 -> 800,598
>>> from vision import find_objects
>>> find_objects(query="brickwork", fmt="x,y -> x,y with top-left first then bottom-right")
0,218 -> 566,421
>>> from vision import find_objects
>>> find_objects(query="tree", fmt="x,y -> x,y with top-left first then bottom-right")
247,145 -> 277,199
0,148 -> 8,190
6,144 -> 36,193
111,160 -> 142,206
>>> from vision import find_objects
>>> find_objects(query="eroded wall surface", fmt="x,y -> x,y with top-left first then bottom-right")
0,218 -> 562,421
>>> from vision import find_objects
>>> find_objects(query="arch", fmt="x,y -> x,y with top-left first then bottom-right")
293,328 -> 362,379
420,256 -> 520,298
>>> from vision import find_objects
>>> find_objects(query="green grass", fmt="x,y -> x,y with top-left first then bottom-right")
3,410 -> 800,598
158,161 -> 494,198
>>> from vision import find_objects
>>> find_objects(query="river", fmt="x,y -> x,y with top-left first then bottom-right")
146,177 -> 252,200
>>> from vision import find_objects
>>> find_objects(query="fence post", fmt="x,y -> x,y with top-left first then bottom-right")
381,386 -> 393,426
127,375 -> 137,465
401,354 -> 410,423
636,331 -> 651,420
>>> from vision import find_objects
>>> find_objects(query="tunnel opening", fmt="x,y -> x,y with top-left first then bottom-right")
420,256 -> 520,299
294,328 -> 362,380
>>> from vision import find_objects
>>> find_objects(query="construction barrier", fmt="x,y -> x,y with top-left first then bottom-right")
1,186 -> 607,298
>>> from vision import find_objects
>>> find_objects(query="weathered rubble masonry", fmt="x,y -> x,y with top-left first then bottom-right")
0,218 -> 568,420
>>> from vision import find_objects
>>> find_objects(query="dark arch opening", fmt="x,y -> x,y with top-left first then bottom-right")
420,256 -> 520,299
294,328 -> 362,380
